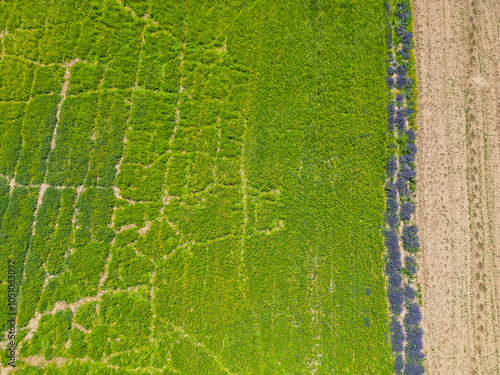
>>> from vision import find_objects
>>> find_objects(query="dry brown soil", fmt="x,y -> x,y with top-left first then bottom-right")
414,0 -> 500,373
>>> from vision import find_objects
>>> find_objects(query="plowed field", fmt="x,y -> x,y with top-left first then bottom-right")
414,0 -> 500,373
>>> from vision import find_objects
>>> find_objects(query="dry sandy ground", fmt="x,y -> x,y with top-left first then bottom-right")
414,0 -> 500,373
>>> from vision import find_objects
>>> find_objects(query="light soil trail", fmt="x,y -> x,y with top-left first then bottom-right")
414,0 -> 500,374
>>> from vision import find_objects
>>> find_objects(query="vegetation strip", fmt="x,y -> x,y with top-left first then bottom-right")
383,0 -> 425,374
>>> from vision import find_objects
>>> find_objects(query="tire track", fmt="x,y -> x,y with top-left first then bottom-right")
464,2 -> 488,371
466,0 -> 500,373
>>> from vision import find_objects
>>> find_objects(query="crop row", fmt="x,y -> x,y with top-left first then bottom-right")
383,1 -> 425,375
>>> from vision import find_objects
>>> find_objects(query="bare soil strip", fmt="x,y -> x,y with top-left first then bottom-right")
414,0 -> 500,373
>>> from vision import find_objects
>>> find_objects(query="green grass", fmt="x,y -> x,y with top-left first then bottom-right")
0,0 -> 393,373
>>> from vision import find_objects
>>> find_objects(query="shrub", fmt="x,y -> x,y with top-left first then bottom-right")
402,43 -> 411,54
386,260 -> 400,282
387,102 -> 396,115
396,113 -> 406,133
386,197 -> 398,214
401,31 -> 413,45
387,66 -> 395,76
405,351 -> 425,368
395,93 -> 404,106
404,284 -> 417,300
402,225 -> 419,252
400,202 -> 415,221
396,64 -> 406,75
395,177 -> 409,198
394,353 -> 404,374
403,362 -> 425,375
400,50 -> 410,60
384,227 -> 402,286
395,74 -> 409,89
386,181 -> 397,200
388,121 -> 395,132
407,99 -> 417,113
386,213 -> 399,228
404,302 -> 422,327
400,154 -> 415,165
399,167 -> 416,181
383,229 -> 400,254
398,106 -> 414,117
386,157 -> 397,178
390,272 -> 403,288
397,25 -> 406,38
405,325 -> 425,359
388,285 -> 404,315
407,143 -> 418,156
387,76 -> 395,88
404,256 -> 417,276
406,128 -> 416,142
396,4 -> 411,23
390,317 -> 405,352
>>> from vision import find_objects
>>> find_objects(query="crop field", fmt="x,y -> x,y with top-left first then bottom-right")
0,0 -> 423,374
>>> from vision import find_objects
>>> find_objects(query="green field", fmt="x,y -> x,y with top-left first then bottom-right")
0,0 -> 394,373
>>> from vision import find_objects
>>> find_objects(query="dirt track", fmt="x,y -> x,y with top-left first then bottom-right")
414,0 -> 500,373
